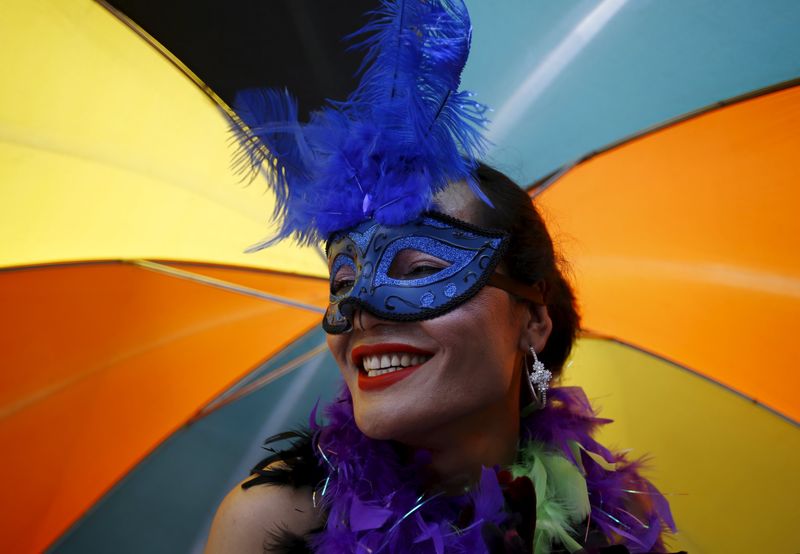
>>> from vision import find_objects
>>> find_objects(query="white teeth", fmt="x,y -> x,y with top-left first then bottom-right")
367,367 -> 402,377
360,351 -> 431,375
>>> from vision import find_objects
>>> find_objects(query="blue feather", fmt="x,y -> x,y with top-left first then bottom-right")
231,0 -> 490,247
230,88 -> 308,218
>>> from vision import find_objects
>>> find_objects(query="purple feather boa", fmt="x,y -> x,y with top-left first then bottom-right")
308,383 -> 676,553
308,386 -> 505,553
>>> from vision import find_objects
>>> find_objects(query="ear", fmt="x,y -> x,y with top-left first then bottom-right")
517,302 -> 553,355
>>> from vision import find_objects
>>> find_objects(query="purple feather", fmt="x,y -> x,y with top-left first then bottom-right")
309,383 -> 677,553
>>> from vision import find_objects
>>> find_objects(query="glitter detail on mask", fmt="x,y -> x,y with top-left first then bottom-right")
420,216 -> 453,229
330,220 -> 378,255
373,236 -> 476,288
323,212 -> 510,333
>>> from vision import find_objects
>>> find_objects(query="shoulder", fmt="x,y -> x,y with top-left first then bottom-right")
205,470 -> 322,554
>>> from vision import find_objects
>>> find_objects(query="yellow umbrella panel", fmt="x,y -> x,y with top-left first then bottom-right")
565,337 -> 799,553
0,0 -> 326,276
1,1 -> 328,552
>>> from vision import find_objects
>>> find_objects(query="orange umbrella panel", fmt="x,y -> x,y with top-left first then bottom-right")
535,83 -> 800,423
0,261 -> 327,554
46,327 -> 344,554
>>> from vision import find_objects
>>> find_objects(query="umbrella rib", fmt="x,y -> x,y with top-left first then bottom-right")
193,341 -> 329,419
131,260 -> 325,314
314,243 -> 328,265
580,331 -> 799,427
525,77 -> 800,193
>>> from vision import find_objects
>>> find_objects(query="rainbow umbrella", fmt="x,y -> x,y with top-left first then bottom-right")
3,1 -> 799,553
0,1 -> 331,552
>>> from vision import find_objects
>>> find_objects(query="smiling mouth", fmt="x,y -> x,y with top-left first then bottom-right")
351,343 -> 434,380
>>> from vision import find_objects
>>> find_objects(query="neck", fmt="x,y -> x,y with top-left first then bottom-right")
398,388 -> 521,494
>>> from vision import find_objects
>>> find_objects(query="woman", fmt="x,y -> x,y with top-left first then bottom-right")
206,167 -> 676,553
206,2 -> 676,552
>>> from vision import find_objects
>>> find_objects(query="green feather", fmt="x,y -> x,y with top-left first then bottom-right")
511,441 -> 590,554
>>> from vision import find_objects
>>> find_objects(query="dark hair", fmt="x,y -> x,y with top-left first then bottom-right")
472,162 -> 580,378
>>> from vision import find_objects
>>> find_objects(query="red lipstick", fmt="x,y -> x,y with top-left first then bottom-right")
351,343 -> 433,392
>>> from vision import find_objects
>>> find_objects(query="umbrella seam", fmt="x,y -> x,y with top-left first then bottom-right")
579,332 -> 799,427
194,341 -> 329,419
527,77 -> 800,194
131,259 -> 325,314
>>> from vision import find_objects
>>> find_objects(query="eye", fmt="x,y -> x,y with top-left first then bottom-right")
388,249 -> 450,280
330,262 -> 356,295
407,264 -> 443,277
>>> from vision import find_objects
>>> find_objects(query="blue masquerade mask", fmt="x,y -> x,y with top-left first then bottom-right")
324,212 -> 541,334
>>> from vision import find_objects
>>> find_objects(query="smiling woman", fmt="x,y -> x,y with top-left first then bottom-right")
206,168 -> 677,554
324,176 -> 553,475
204,1 -> 678,553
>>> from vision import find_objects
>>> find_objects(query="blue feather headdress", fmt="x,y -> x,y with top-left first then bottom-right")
231,0 -> 490,249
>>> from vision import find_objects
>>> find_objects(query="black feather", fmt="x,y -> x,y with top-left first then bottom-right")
264,524 -> 320,554
242,429 -> 324,490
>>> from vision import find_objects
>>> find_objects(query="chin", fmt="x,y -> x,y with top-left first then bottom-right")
353,410 -> 403,441
352,406 -> 432,443
356,424 -> 394,442
353,400 -> 478,446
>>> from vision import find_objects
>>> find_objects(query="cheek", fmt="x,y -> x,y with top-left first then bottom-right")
428,293 -> 522,386
326,334 -> 351,378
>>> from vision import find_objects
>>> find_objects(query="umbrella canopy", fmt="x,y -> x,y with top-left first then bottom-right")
1,1 -> 328,552
534,81 -> 800,423
533,81 -> 800,553
48,328 -> 342,554
463,0 -> 800,183
95,0 -> 800,185
3,1 -> 799,553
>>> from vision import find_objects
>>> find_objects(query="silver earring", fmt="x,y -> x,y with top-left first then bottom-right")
527,346 -> 552,409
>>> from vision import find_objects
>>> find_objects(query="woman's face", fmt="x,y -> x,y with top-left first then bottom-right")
325,184 -> 549,444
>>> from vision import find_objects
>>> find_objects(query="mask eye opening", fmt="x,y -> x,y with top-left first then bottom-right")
387,249 -> 451,280
330,255 -> 357,295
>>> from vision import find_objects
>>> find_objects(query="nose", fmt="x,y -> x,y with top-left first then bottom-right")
325,299 -> 396,335
351,307 -> 390,333
325,301 -> 378,334
352,307 -> 367,332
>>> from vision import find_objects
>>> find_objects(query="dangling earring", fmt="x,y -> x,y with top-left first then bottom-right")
527,346 -> 552,410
